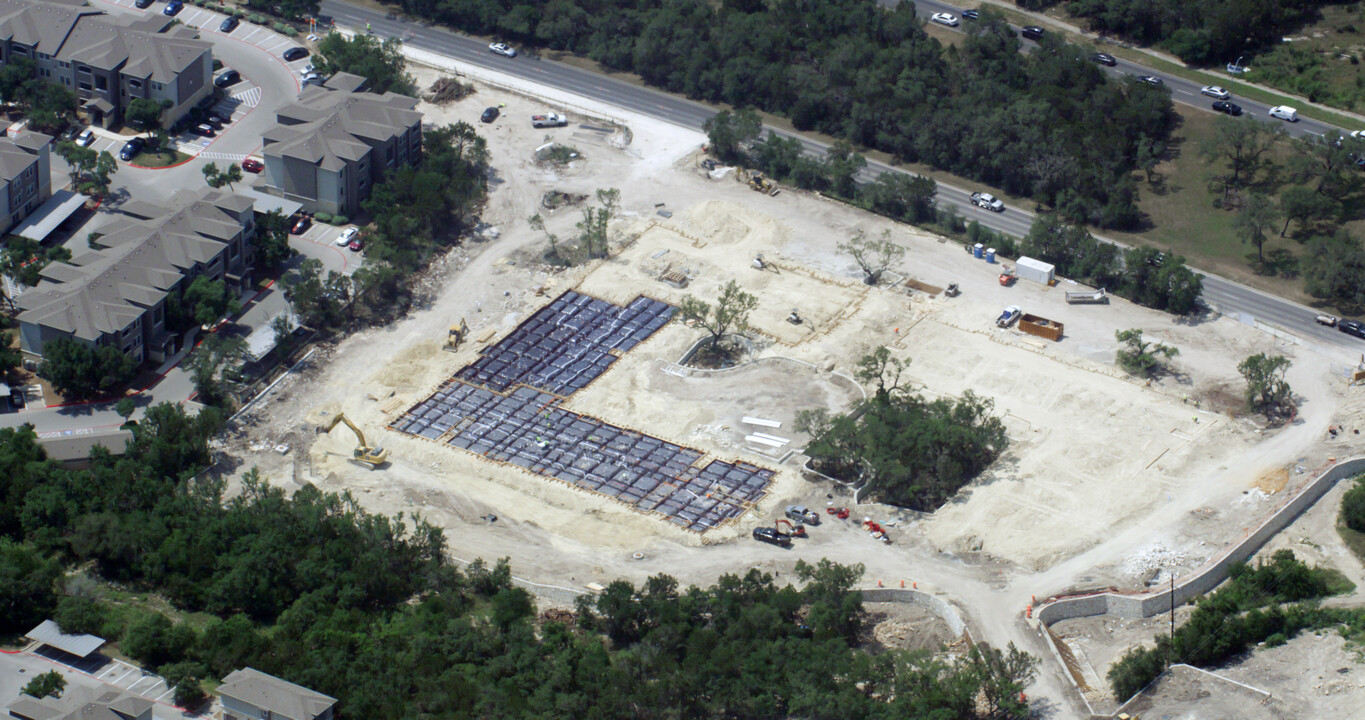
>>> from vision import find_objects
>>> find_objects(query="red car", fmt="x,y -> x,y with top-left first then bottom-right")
291,216 -> 312,235
347,239 -> 364,252
241,157 -> 263,173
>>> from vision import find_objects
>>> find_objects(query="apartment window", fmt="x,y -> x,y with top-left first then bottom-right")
59,61 -> 69,68
152,82 -> 162,91
61,77 -> 69,86
77,65 -> 90,75
128,79 -> 142,89
12,47 -> 27,56
78,82 -> 91,91
95,76 -> 106,91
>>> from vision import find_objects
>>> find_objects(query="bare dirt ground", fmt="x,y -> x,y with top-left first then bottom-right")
221,60 -> 1365,718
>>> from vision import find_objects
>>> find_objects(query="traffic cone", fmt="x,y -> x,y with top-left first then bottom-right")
900,580 -> 905,588
877,580 -> 883,587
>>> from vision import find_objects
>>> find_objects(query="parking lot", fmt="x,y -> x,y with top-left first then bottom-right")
291,221 -> 366,277
0,648 -> 177,712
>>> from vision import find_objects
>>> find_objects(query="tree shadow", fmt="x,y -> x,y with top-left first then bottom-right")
1247,248 -> 1299,278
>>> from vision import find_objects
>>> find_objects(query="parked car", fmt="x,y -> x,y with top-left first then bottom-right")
930,12 -> 958,27
75,128 -> 95,147
212,58 -> 223,71
163,0 -> 182,16
214,69 -> 241,88
785,505 -> 820,525
1315,314 -> 1340,327
1020,25 -> 1044,40
1339,319 -> 1365,339
1352,130 -> 1365,139
1090,52 -> 1116,67
134,0 -> 153,8
1212,100 -> 1242,116
752,527 -> 791,548
1137,75 -> 1163,86
480,107 -> 499,123
347,238 -> 364,252
962,9 -> 979,20
208,113 -> 227,127
1200,85 -> 1230,100
219,16 -> 239,32
194,124 -> 216,137
971,191 -> 1005,212
298,64 -> 315,77
240,157 -> 263,173
9,387 -> 24,409
488,42 -> 517,57
291,216 -> 312,235
336,227 -> 360,246
119,137 -> 144,161
301,73 -> 323,87
1268,105 -> 1298,122
283,47 -> 310,62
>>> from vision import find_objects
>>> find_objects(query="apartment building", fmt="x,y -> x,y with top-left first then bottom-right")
0,0 -> 213,127
0,129 -> 50,233
259,72 -> 422,216
17,187 -> 255,365
218,668 -> 336,720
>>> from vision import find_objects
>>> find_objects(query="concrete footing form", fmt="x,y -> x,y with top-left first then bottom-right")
390,290 -> 777,532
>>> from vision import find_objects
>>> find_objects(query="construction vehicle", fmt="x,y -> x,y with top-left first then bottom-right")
944,282 -> 960,297
775,518 -> 807,538
741,169 -> 779,195
444,318 -> 468,353
998,266 -> 1016,286
316,413 -> 389,468
786,505 -> 820,525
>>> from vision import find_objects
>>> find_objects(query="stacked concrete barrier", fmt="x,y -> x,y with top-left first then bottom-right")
1038,457 -> 1365,626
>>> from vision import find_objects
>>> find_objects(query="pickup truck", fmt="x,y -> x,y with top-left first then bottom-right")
531,113 -> 568,128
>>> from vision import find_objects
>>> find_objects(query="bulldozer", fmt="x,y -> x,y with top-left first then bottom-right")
316,413 -> 389,468
739,169 -> 779,196
444,318 -> 469,353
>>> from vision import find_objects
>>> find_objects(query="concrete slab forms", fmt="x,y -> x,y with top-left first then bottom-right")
390,289 -> 775,531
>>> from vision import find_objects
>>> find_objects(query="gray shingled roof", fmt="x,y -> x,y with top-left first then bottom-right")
218,668 -> 336,720
265,81 -> 419,171
0,0 -> 208,82
17,188 -> 253,343
0,131 -> 44,182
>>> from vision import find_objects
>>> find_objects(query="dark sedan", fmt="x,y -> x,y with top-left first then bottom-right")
480,107 -> 499,123
1090,52 -> 1117,67
1340,319 -> 1365,340
283,47 -> 309,62
1212,100 -> 1243,116
214,69 -> 241,88
163,0 -> 182,16
119,137 -> 144,161
219,16 -> 239,32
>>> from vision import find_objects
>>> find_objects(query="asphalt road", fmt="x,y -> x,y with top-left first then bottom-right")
319,0 -> 1364,350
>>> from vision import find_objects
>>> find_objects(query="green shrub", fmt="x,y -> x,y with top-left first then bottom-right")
272,22 -> 288,33
248,13 -> 267,24
313,212 -> 333,224
331,215 -> 348,225
1343,478 -> 1365,533
282,26 -> 299,37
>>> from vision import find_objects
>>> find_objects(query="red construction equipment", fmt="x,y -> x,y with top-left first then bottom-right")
775,518 -> 807,538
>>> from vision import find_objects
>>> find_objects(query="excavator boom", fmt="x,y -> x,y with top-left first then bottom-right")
317,413 -> 389,468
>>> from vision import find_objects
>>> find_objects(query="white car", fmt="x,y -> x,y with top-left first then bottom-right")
75,128 -> 95,147
489,42 -> 516,58
1350,130 -> 1364,139
1268,105 -> 1298,122
930,12 -> 959,27
298,64 -> 315,76
971,192 -> 1005,212
1200,85 -> 1230,100
336,227 -> 360,246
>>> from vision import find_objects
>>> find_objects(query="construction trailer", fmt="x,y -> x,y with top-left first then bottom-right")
1019,313 -> 1064,341
1015,256 -> 1055,285
1065,287 -> 1108,304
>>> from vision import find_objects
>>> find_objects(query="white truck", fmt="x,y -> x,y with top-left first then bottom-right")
531,113 -> 568,128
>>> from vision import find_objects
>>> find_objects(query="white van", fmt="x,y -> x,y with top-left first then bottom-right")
1269,105 -> 1298,122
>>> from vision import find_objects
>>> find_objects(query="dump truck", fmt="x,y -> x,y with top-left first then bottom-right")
1065,288 -> 1108,304
1020,313 -> 1063,341
531,112 -> 568,127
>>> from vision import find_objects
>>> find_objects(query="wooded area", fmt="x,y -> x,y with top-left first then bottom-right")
394,0 -> 1174,228
0,406 -> 1036,718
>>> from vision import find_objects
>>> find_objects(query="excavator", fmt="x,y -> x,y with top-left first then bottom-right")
443,317 -> 468,353
316,413 -> 389,468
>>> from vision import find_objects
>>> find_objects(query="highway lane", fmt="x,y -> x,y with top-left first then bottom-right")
319,0 -> 1365,351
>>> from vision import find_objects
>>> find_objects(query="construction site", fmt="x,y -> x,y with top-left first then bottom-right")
223,63 -> 1365,716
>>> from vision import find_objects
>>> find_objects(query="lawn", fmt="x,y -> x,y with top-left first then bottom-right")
131,149 -> 190,168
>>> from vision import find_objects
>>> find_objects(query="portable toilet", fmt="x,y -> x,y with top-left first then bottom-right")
985,248 -> 996,264
973,243 -> 984,258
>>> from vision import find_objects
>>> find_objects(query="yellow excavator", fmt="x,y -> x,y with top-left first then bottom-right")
444,317 -> 468,353
316,413 -> 389,468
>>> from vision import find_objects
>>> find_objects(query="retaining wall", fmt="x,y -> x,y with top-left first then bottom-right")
860,587 -> 971,639
1038,457 -> 1365,626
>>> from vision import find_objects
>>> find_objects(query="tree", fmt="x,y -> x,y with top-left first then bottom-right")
838,229 -> 905,285
253,209 -> 296,270
0,57 -> 34,104
158,661 -> 207,707
1,237 -> 71,287
0,538 -> 61,634
123,612 -> 195,670
125,98 -> 168,130
857,171 -> 938,223
0,334 -> 20,380
967,643 -> 1037,719
182,276 -> 242,328
1232,193 -> 1281,265
21,671 -> 66,699
315,33 -> 416,95
1302,231 -> 1365,311
244,0 -> 319,22
269,313 -> 297,358
1238,353 -> 1293,421
678,279 -> 758,349
201,162 -> 243,191
1114,328 -> 1178,378
1279,185 -> 1336,237
282,258 -> 350,331
1198,117 -> 1283,200
37,338 -> 137,401
528,213 -> 563,263
575,188 -> 620,259
187,335 -> 245,410
702,108 -> 762,164
55,142 -> 118,197
855,346 -> 909,402
54,593 -> 108,637
824,140 -> 866,198
1290,132 -> 1364,206
1342,479 -> 1365,534
1133,133 -> 1165,183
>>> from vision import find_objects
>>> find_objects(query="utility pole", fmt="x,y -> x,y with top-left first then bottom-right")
1168,574 -> 1175,667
